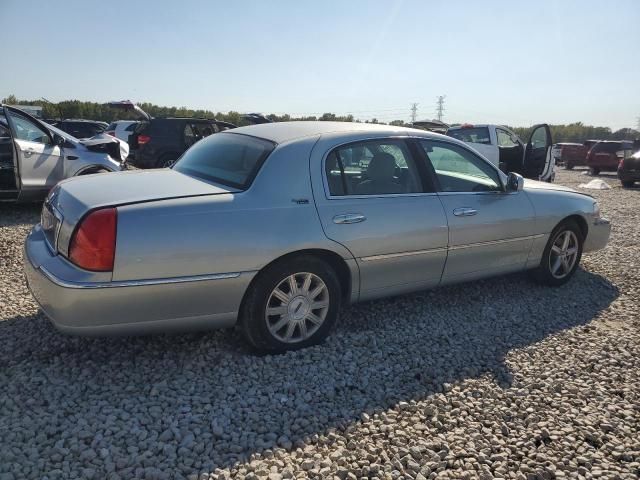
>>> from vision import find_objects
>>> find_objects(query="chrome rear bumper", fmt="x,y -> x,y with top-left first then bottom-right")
24,226 -> 253,335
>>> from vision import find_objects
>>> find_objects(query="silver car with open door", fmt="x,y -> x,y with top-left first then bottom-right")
0,105 -> 127,202
24,122 -> 610,353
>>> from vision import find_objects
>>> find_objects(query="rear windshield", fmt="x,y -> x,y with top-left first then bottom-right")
447,127 -> 491,145
592,142 -> 625,154
173,132 -> 275,189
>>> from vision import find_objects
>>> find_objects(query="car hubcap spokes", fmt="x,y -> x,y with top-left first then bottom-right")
550,230 -> 579,279
265,272 -> 329,343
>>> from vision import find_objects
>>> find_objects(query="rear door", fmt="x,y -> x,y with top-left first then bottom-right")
523,124 -> 553,181
5,106 -> 64,195
311,136 -> 449,300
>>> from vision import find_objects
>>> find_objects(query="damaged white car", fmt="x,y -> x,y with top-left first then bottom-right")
0,105 -> 127,202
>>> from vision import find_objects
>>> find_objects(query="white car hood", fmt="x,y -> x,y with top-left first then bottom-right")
78,133 -> 129,159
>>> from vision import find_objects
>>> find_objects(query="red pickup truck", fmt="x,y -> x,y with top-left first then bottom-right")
552,143 -> 587,169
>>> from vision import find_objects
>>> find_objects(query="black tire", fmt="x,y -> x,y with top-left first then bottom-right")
158,154 -> 177,168
621,180 -> 635,188
565,163 -> 574,170
239,255 -> 341,353
531,220 -> 583,286
78,167 -> 109,175
589,167 -> 600,176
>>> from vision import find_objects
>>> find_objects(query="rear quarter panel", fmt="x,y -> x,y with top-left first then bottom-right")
112,137 -> 353,281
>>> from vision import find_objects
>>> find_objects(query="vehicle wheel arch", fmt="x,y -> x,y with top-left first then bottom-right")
240,249 -> 353,311
75,165 -> 114,176
557,214 -> 588,240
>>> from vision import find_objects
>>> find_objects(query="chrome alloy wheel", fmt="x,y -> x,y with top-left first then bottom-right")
549,230 -> 579,279
265,272 -> 330,343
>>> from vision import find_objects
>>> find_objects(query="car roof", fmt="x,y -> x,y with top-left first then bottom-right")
226,121 -> 441,144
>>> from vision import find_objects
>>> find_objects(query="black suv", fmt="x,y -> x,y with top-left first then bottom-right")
53,119 -> 108,139
129,118 -> 227,168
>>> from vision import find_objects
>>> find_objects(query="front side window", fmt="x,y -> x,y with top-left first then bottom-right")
447,127 -> 491,145
325,139 -> 423,196
420,140 -> 501,192
497,128 -> 519,147
7,112 -> 51,145
174,132 -> 275,189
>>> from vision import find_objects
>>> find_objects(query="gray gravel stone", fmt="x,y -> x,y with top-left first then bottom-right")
0,170 -> 639,479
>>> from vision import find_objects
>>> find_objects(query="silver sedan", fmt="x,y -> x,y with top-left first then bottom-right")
24,122 -> 611,352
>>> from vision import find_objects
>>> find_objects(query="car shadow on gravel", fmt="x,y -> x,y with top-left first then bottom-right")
0,267 -> 619,475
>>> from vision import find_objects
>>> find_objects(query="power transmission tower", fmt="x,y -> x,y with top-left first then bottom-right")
435,95 -> 446,122
410,103 -> 418,123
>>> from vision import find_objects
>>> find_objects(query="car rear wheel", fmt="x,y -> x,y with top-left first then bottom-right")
589,167 -> 600,176
239,255 -> 341,353
531,220 -> 583,286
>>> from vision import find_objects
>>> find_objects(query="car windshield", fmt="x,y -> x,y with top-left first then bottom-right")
173,132 -> 275,189
42,121 -> 79,143
447,127 -> 491,145
593,142 -> 625,154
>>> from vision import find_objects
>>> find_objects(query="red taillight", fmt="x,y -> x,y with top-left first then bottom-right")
69,208 -> 117,272
460,123 -> 474,128
137,134 -> 151,145
619,158 -> 625,169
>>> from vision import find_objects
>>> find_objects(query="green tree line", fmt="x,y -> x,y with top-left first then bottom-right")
3,95 -> 637,142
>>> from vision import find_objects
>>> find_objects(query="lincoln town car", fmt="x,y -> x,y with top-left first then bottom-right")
24,122 -> 611,352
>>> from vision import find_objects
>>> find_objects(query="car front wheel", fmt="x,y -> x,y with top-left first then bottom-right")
531,220 -> 583,286
239,256 -> 341,353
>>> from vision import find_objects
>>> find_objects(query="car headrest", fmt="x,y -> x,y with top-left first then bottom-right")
367,152 -> 397,181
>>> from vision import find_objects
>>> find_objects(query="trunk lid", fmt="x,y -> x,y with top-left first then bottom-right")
48,169 -> 238,257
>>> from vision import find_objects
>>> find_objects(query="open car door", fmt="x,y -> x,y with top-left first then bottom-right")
0,106 -> 19,200
105,100 -> 152,121
523,124 -> 554,182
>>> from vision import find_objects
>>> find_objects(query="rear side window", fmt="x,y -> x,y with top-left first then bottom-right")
174,133 -> 275,189
325,139 -> 423,196
106,122 -> 117,130
447,127 -> 491,145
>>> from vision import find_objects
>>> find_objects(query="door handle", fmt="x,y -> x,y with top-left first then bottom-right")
453,207 -> 478,217
333,213 -> 366,224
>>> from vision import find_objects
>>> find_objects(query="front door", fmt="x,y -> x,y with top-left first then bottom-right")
417,139 -> 536,283
0,113 -> 19,199
311,136 -> 449,300
523,124 -> 553,181
5,107 -> 63,195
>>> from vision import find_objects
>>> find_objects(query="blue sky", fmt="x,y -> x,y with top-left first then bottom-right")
1,0 -> 638,129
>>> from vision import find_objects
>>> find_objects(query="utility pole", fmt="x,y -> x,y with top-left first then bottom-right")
410,103 -> 418,123
435,95 -> 446,122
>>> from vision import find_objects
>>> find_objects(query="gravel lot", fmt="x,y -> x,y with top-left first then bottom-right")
1,169 -> 638,480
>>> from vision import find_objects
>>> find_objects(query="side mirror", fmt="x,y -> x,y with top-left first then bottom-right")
53,134 -> 65,147
506,172 -> 524,192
